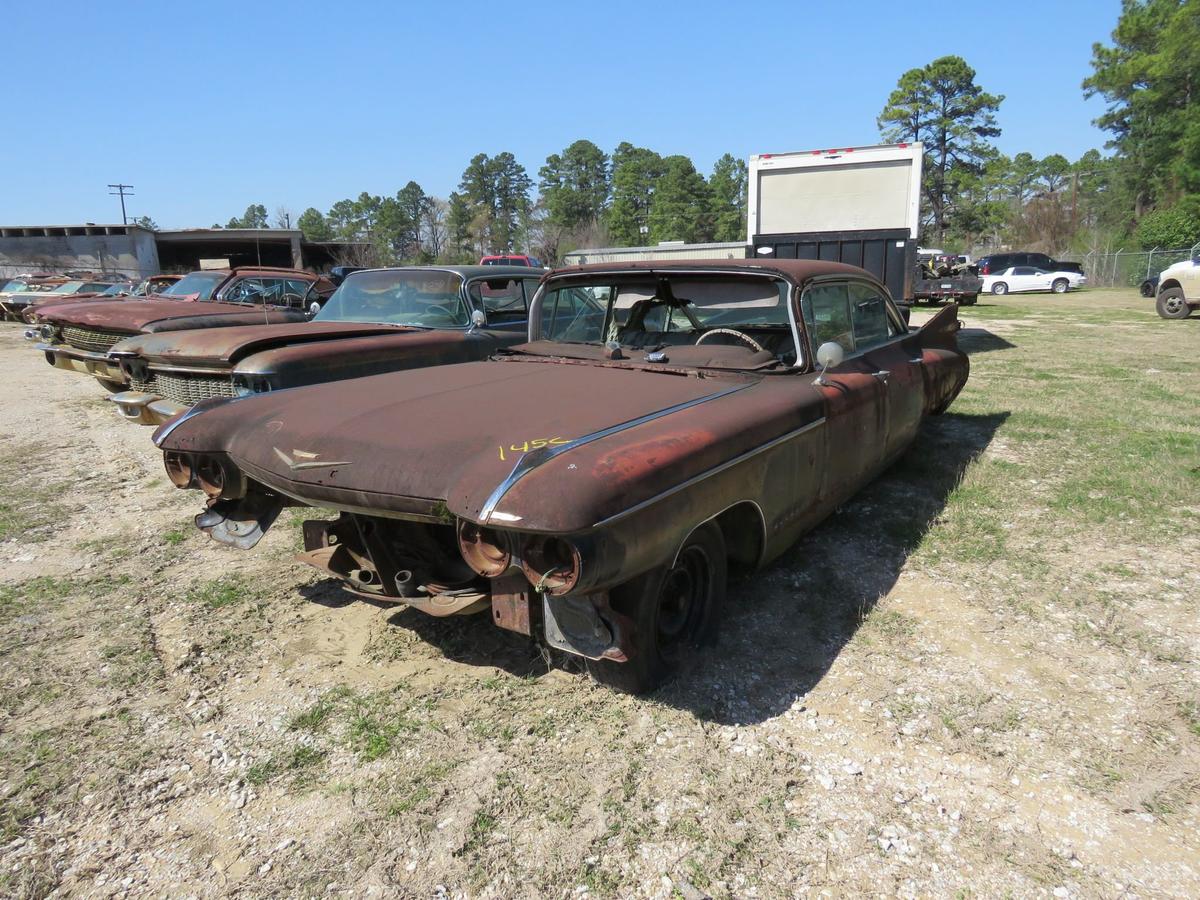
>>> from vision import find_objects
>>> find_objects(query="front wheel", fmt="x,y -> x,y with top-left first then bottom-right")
1051,278 -> 1069,294
991,282 -> 1008,295
1156,287 -> 1191,319
586,521 -> 726,694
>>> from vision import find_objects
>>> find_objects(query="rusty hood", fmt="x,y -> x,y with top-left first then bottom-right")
157,358 -> 793,533
41,299 -> 294,333
118,321 -> 427,368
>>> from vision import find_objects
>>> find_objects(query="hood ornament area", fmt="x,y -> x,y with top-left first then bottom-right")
273,447 -> 353,471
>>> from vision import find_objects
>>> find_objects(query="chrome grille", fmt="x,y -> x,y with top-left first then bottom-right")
63,326 -> 128,353
152,371 -> 236,406
129,373 -> 156,393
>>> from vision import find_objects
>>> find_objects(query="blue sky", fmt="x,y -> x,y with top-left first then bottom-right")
2,0 -> 1119,228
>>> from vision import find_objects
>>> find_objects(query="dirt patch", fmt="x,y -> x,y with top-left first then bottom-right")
1,289 -> 1198,897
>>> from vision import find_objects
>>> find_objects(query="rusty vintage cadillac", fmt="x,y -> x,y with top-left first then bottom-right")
105,266 -> 541,425
154,259 -> 968,692
21,274 -> 183,323
29,267 -> 333,391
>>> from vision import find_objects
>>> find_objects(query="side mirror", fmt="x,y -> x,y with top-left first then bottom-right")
468,309 -> 486,331
815,341 -> 844,386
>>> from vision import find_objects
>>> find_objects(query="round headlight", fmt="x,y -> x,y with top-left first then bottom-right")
164,451 -> 194,489
39,324 -> 57,341
521,535 -> 581,595
457,520 -> 512,577
195,456 -> 226,498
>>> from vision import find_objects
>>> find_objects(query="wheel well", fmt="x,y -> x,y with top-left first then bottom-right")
712,501 -> 766,570
1159,279 -> 1182,293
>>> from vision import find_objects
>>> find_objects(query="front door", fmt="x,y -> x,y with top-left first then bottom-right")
801,281 -> 887,507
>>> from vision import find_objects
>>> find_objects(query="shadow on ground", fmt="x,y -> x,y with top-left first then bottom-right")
958,328 -> 1016,354
653,410 -> 1010,724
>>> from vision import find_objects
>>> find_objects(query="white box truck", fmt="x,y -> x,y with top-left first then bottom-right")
748,142 -> 923,303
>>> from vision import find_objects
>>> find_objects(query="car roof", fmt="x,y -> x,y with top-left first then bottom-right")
348,265 -> 545,279
548,257 -> 878,285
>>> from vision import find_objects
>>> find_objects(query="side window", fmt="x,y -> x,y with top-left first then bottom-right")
848,283 -> 896,351
1012,266 -> 1035,276
470,278 -> 527,323
801,283 -> 853,354
223,277 -> 263,304
540,286 -> 610,341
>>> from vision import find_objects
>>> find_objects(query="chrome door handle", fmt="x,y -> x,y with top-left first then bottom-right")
872,370 -> 891,382
909,357 -> 924,364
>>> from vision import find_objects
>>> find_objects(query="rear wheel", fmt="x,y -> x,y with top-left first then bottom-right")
991,282 -> 1008,295
1051,278 -> 1069,294
586,521 -> 726,694
960,294 -> 978,306
1156,287 -> 1191,319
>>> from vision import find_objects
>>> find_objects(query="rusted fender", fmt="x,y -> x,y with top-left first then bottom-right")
39,299 -> 306,332
116,322 -> 423,368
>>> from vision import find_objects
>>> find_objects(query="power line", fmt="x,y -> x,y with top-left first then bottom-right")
107,183 -> 134,225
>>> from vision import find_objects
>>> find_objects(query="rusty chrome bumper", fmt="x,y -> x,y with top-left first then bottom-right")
34,342 -> 127,384
107,390 -> 187,426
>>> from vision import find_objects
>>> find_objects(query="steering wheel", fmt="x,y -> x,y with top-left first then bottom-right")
420,304 -> 460,320
695,328 -> 765,353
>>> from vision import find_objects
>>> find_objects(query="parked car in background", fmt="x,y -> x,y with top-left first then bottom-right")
1139,274 -> 1160,298
982,266 -> 1086,295
977,252 -> 1084,276
481,254 -> 543,268
152,258 -> 968,693
20,274 -> 184,323
0,276 -> 123,319
107,266 -> 542,425
29,267 -> 334,391
1155,252 -> 1200,319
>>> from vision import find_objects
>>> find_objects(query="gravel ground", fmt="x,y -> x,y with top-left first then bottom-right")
0,289 -> 1197,898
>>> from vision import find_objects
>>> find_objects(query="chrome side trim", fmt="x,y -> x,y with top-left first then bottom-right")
479,381 -> 754,524
593,416 -> 826,527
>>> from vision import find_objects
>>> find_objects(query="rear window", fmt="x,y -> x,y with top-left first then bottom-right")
161,272 -> 224,300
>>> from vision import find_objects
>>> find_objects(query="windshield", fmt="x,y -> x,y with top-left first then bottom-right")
539,274 -> 793,355
101,283 -> 131,296
1,280 -> 31,293
49,281 -> 86,294
314,270 -> 469,327
160,272 -> 224,300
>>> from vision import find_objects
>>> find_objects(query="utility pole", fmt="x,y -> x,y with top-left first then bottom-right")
107,183 -> 134,225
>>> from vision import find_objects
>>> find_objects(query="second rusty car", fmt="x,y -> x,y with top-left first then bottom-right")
153,259 -> 968,693
106,266 -> 542,425
29,267 -> 334,391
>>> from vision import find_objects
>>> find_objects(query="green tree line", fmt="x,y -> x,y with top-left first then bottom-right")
879,0 -> 1199,253
218,143 -> 747,267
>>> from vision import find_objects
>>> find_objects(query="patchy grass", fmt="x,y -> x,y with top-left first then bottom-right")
185,574 -> 256,609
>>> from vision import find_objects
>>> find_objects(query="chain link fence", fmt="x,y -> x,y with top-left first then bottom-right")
1071,245 -> 1198,289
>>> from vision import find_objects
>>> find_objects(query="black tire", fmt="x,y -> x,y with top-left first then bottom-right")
586,521 -> 726,694
1140,280 -> 1156,298
1156,287 -> 1191,320
961,294 -> 978,306
1051,278 -> 1069,294
991,282 -> 1008,295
